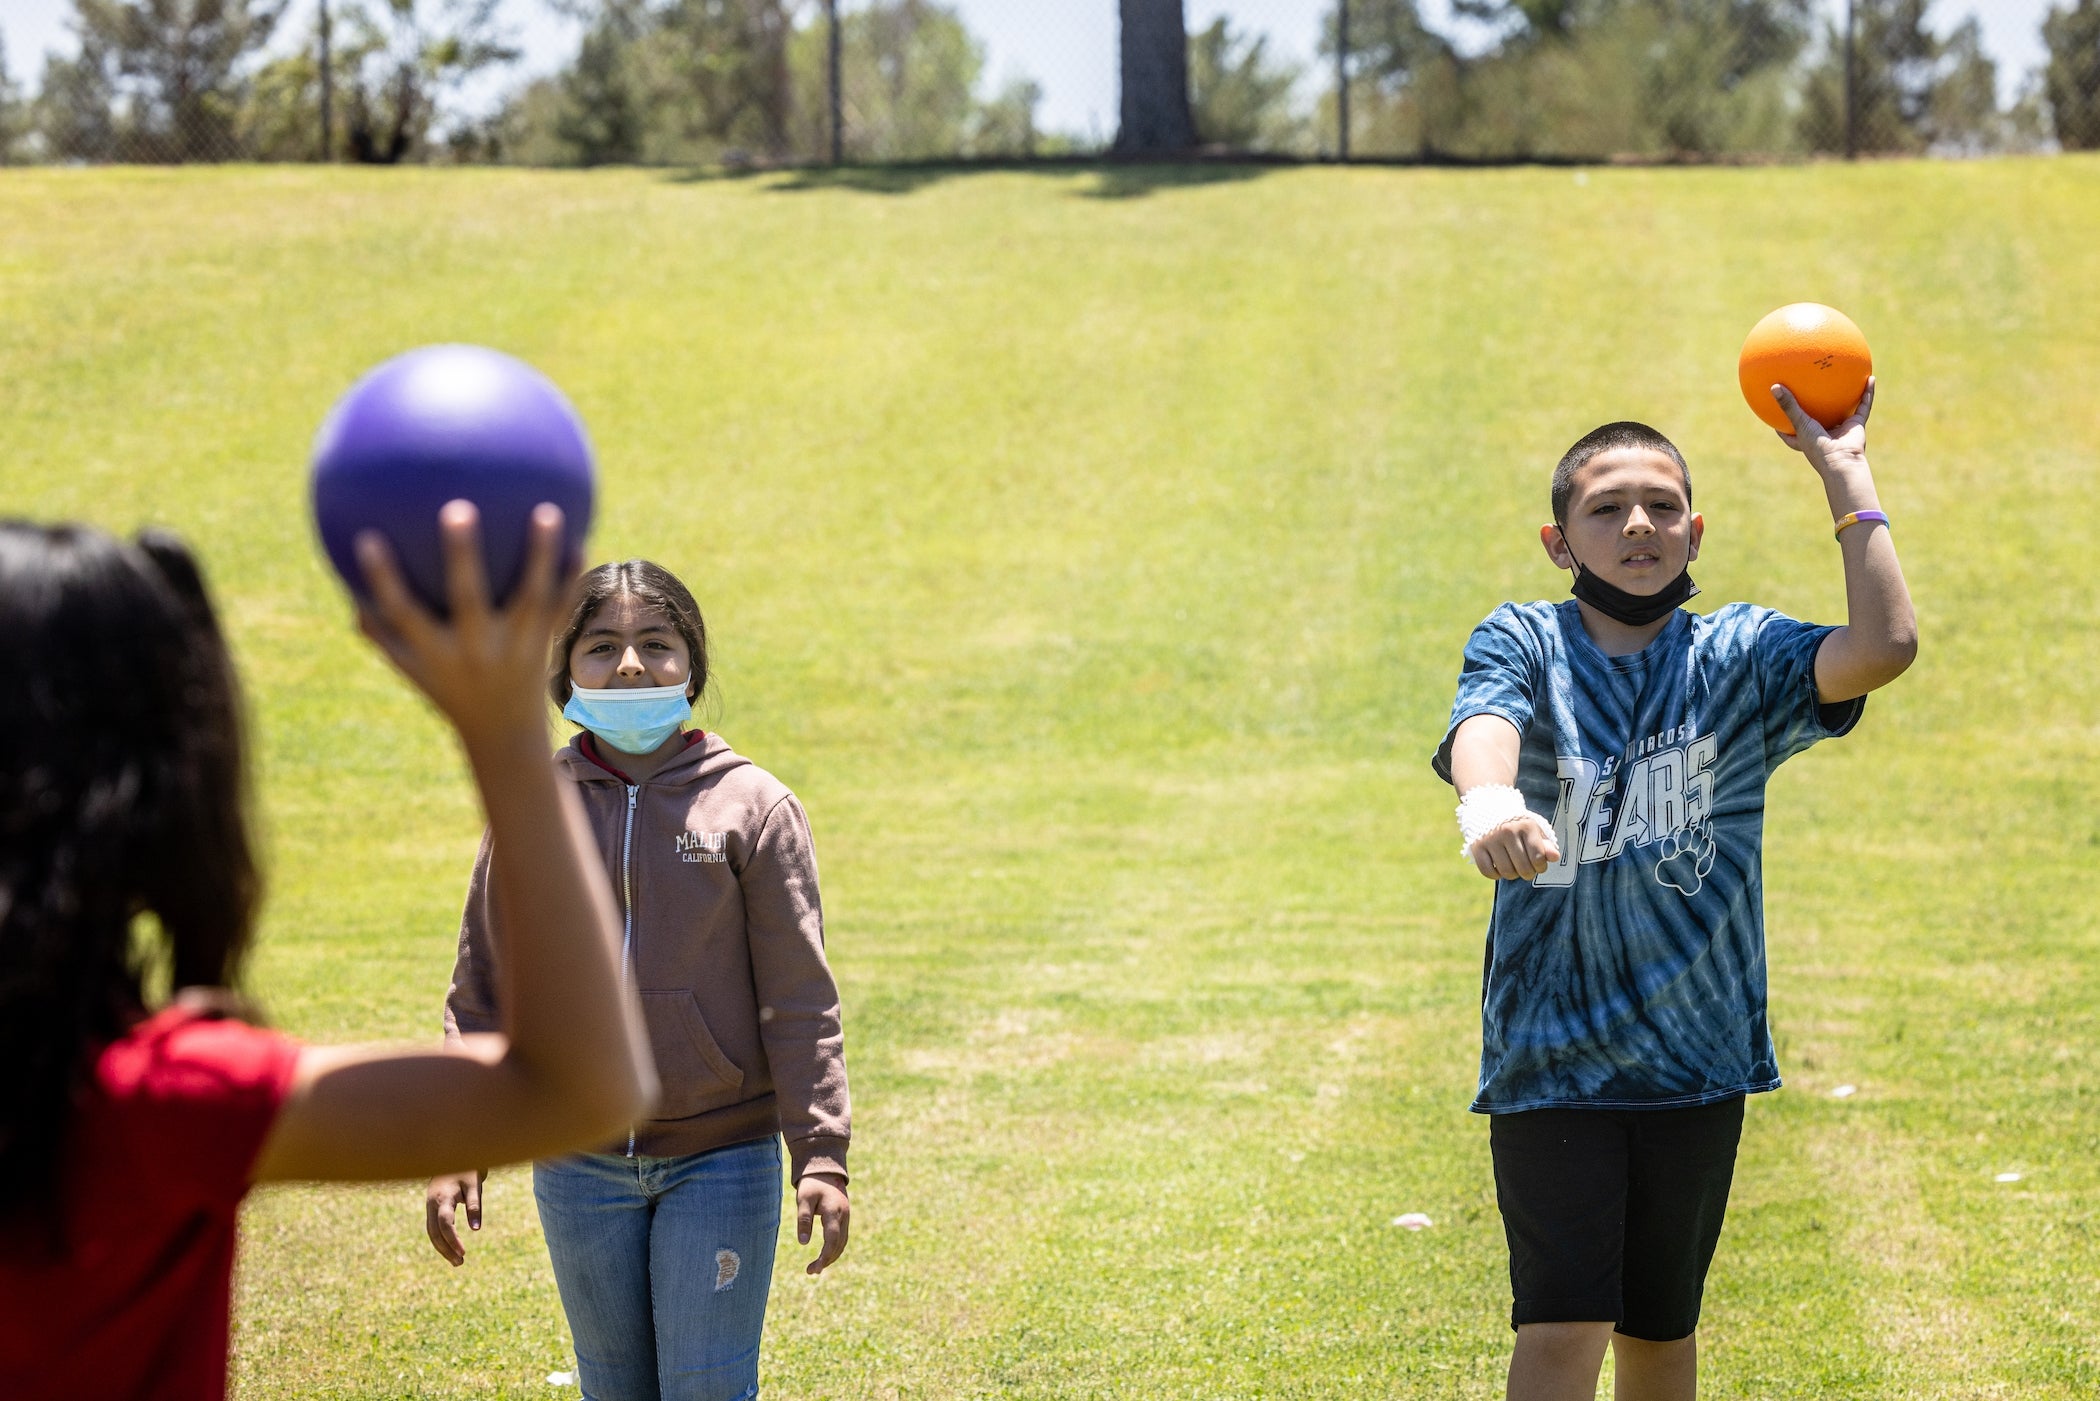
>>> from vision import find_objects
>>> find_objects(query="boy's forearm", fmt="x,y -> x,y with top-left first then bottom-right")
1817,462 -> 1918,699
1448,713 -> 1523,793
1447,713 -> 1558,878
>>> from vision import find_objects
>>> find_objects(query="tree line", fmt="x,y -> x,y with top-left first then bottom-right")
0,0 -> 1052,164
503,0 -> 1050,166
1312,0 -> 2059,157
0,0 -> 2097,165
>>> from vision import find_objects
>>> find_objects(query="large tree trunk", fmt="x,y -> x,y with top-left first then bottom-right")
1113,0 -> 1195,154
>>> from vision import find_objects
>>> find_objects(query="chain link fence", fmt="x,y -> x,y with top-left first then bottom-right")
1,0 -> 2093,166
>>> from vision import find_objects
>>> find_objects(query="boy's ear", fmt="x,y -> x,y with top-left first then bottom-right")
1540,523 -> 1576,572
1688,513 -> 1705,562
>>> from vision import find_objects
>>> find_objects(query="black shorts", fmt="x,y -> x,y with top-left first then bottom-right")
1488,1094 -> 1745,1342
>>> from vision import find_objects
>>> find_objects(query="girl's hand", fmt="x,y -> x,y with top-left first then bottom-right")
425,1169 -> 488,1267
355,501 -> 575,755
1770,377 -> 1874,481
797,1172 -> 850,1274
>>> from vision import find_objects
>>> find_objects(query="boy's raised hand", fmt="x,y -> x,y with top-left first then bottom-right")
1766,374 -> 1917,702
1770,377 -> 1874,479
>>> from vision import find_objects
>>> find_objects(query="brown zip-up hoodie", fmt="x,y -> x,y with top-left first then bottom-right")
444,731 -> 849,1183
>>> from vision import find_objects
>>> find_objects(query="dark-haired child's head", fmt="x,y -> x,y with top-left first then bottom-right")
549,560 -> 708,710
0,521 -> 257,1223
1550,422 -> 1692,525
1542,422 -> 1704,601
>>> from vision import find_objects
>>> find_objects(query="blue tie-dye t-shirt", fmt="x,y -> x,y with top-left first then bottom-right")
1433,600 -> 1863,1114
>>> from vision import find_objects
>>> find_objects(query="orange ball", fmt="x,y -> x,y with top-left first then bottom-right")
1737,303 -> 1873,434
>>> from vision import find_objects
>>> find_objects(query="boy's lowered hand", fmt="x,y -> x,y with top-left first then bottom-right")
1449,714 -> 1561,881
1469,815 -> 1560,882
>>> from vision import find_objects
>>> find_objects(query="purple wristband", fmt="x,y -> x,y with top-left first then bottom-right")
1833,510 -> 1889,540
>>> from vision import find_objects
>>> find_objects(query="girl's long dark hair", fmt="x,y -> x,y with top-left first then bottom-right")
0,522 -> 257,1229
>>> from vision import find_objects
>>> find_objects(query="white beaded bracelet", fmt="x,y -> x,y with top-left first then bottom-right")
1456,784 -> 1549,861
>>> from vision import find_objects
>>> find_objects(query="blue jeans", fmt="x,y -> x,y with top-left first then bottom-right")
534,1137 -> 783,1401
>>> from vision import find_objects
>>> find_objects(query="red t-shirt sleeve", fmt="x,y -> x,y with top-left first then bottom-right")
95,1005 -> 303,1207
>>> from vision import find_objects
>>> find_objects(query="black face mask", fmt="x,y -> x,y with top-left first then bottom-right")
1565,544 -> 1699,627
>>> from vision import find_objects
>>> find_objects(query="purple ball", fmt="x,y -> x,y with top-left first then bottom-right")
312,344 -> 594,614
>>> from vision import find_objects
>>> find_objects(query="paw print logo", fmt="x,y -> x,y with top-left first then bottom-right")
1653,823 -> 1716,896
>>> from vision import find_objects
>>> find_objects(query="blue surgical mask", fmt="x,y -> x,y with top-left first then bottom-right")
563,681 -> 693,755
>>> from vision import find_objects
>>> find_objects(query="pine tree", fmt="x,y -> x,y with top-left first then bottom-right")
2043,0 -> 2100,148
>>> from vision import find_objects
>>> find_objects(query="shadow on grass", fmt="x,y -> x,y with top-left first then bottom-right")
651,149 -> 1689,199
662,156 -> 1293,200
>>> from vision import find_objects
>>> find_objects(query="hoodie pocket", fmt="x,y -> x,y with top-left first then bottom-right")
639,991 -> 746,1119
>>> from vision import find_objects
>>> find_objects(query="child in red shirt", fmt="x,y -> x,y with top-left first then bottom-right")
0,504 -> 656,1400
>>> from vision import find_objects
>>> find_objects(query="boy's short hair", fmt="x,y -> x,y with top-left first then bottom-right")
1551,422 -> 1693,524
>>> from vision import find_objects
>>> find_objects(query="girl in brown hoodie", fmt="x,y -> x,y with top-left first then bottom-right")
425,560 -> 850,1401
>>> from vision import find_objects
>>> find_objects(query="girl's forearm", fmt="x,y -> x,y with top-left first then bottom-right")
466,730 -> 650,1114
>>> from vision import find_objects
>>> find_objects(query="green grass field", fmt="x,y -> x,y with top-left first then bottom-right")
3,157 -> 2097,1399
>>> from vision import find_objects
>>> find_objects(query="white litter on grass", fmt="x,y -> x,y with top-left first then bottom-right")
1995,1172 -> 2023,1183
1830,1084 -> 1857,1098
547,1373 -> 575,1387
1391,1213 -> 1434,1231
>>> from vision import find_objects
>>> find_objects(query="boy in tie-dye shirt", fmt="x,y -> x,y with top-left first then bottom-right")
1435,386 -> 1915,1401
